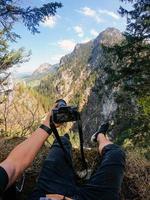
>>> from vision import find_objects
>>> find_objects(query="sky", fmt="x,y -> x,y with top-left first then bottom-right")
11,0 -> 129,74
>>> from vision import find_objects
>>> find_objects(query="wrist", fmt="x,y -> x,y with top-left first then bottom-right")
42,120 -> 50,128
39,124 -> 52,135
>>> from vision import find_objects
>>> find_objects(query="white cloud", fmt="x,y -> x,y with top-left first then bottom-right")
41,15 -> 60,28
78,7 -> 119,22
80,7 -> 96,17
58,40 -> 76,51
78,7 -> 103,23
99,9 -> 120,20
73,26 -> 84,37
90,29 -> 99,37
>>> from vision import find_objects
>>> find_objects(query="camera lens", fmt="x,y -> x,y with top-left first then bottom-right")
55,99 -> 67,108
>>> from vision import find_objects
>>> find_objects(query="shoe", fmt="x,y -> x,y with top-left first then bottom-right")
64,133 -> 70,140
91,123 -> 109,142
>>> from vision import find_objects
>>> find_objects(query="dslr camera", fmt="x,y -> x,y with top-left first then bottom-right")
52,99 -> 78,124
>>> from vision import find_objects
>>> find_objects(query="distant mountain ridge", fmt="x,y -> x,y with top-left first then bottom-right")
32,63 -> 52,77
32,63 -> 59,79
15,63 -> 59,87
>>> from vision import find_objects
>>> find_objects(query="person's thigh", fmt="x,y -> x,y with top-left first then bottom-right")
79,144 -> 126,200
30,135 -> 77,199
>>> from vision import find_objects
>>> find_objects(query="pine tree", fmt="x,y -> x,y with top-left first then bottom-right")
0,31 -> 29,73
0,0 -> 62,84
103,0 -> 150,148
105,0 -> 149,97
116,0 -> 150,96
0,0 -> 62,41
119,0 -> 150,39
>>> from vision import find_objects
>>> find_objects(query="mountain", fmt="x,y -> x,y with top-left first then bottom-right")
32,63 -> 51,76
32,63 -> 59,79
15,63 -> 59,87
36,27 -> 134,143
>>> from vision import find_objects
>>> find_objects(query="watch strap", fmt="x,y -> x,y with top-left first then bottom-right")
39,124 -> 52,135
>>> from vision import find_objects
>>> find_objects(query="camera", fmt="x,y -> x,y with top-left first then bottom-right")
52,99 -> 78,123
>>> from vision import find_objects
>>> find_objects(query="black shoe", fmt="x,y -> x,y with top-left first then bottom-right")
64,133 -> 70,140
91,123 -> 109,142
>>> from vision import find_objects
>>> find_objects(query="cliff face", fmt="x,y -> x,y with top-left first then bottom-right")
37,27 -> 131,143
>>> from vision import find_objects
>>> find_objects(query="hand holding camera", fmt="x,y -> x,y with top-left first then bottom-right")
41,99 -> 87,172
51,99 -> 78,124
43,99 -> 78,129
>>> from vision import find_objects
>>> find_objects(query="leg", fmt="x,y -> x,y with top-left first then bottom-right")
80,134 -> 126,200
29,135 -> 77,199
2,184 -> 17,200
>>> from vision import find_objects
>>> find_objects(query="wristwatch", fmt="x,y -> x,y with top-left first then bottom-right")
39,124 -> 52,135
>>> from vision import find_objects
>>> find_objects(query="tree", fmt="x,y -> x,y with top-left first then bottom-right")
106,0 -> 150,97
118,0 -> 150,148
0,30 -> 30,93
102,0 -> 150,148
117,0 -> 150,96
0,0 -> 62,87
0,83 -> 45,137
0,30 -> 29,71
119,0 -> 150,39
0,0 -> 62,41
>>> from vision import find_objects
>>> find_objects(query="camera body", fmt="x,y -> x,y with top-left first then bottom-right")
52,99 -> 78,123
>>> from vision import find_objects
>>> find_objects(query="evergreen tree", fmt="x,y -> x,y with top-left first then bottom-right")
0,0 -> 62,40
108,0 -> 150,97
119,0 -> 150,39
103,0 -> 150,148
0,0 -> 62,84
0,31 -> 29,73
117,0 -> 150,96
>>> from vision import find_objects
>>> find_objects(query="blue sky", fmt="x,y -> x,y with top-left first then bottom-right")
11,0 -> 129,73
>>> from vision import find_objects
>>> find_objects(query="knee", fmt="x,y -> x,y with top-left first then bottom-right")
102,144 -> 126,167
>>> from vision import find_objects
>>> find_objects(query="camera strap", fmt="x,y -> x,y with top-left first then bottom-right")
50,115 -> 87,175
77,113 -> 88,170
49,117 -> 73,169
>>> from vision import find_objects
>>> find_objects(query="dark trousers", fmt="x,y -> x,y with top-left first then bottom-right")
28,135 -> 125,200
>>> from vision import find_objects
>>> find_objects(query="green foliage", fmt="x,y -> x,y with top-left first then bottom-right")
0,0 -> 62,41
115,126 -> 138,147
36,74 -> 57,109
0,31 -> 29,74
138,96 -> 150,116
115,0 -> 150,96
119,0 -> 150,39
102,0 -> 150,151
22,85 -> 51,112
0,0 -> 62,87
102,0 -> 150,97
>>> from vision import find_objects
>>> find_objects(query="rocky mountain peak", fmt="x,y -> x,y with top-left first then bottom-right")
94,27 -> 123,46
32,63 -> 51,76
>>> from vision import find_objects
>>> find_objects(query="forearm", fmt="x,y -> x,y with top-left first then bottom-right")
0,128 -> 49,186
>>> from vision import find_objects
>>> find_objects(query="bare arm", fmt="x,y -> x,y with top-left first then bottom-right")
0,113 -> 51,187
